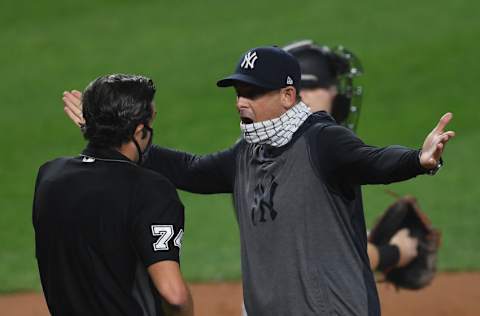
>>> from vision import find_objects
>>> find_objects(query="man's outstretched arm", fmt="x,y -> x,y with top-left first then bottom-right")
143,145 -> 237,194
316,113 -> 455,185
63,90 -> 236,194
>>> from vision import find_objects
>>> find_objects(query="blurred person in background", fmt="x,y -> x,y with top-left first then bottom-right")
35,74 -> 193,316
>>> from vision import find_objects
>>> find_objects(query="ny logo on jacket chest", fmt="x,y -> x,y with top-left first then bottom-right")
250,175 -> 278,225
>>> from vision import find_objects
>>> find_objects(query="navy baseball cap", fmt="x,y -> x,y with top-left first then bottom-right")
217,46 -> 301,91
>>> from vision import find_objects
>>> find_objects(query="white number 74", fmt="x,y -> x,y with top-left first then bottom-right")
151,225 -> 183,251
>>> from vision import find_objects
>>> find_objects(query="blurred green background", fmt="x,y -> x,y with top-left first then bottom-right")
0,0 -> 478,292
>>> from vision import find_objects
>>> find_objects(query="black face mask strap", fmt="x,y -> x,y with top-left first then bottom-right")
132,138 -> 144,165
133,125 -> 154,165
143,126 -> 153,150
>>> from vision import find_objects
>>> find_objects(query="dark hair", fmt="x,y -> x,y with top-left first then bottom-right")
82,74 -> 156,148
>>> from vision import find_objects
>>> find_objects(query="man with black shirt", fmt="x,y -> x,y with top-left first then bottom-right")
34,74 -> 193,316
63,47 -> 455,315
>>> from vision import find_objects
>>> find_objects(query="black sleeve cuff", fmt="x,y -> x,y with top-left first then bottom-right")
377,244 -> 400,271
414,149 -> 429,174
416,149 -> 444,175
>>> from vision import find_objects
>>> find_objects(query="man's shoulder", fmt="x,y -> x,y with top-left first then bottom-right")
305,112 -> 357,139
40,156 -> 73,168
302,113 -> 362,163
310,111 -> 337,124
137,167 -> 174,187
134,168 -> 183,215
137,167 -> 179,200
302,111 -> 339,138
37,156 -> 77,180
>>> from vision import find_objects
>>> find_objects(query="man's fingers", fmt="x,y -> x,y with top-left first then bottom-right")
434,130 -> 454,157
439,132 -> 455,145
71,90 -> 82,98
440,135 -> 449,143
63,97 -> 83,120
62,92 -> 83,115
434,112 -> 453,133
62,90 -> 86,128
64,92 -> 82,109
62,92 -> 78,109
62,92 -> 85,124
431,142 -> 444,162
63,91 -> 82,110
422,132 -> 453,169
64,106 -> 84,127
443,131 -> 456,139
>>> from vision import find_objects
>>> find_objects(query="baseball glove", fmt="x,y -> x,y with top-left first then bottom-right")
368,195 -> 441,289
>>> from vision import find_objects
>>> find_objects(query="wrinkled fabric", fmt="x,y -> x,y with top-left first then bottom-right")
240,102 -> 311,147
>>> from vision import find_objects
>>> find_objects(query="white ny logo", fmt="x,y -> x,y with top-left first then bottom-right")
241,51 -> 258,69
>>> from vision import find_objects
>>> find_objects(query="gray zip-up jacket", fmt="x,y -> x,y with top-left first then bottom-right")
144,112 -> 428,315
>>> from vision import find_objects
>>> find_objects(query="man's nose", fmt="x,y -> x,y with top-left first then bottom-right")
236,96 -> 250,110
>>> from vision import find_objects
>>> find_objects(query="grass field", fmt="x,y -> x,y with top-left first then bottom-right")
0,0 -> 478,292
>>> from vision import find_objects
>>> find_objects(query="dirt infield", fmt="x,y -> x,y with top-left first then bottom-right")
1,272 -> 479,315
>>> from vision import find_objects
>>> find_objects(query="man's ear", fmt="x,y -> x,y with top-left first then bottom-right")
134,123 -> 146,139
281,87 -> 297,110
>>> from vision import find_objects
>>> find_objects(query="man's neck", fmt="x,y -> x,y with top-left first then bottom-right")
117,143 -> 139,162
312,103 -> 332,113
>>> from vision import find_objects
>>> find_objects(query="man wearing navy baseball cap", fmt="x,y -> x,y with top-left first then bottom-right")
217,46 -> 312,147
63,45 -> 455,316
217,46 -> 301,91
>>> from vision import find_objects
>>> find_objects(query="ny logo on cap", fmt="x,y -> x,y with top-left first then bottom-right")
241,51 -> 258,69
286,76 -> 293,85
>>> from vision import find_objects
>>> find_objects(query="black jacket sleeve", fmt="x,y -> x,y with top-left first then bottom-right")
142,143 -> 239,194
313,124 -> 428,185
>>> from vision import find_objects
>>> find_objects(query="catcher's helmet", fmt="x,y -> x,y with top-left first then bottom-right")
283,40 -> 364,131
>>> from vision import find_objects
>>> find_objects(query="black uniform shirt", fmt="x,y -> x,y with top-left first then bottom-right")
33,145 -> 184,316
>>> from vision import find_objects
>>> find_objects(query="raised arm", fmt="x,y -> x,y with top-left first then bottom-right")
315,113 -> 455,185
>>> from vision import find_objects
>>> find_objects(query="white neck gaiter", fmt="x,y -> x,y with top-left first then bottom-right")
240,102 -> 312,147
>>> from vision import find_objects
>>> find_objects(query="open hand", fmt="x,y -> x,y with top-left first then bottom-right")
420,113 -> 455,170
62,90 -> 84,127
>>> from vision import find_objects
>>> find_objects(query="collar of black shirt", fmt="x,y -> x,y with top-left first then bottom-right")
81,143 -> 133,163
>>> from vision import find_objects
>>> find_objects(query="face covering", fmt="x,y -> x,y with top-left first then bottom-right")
133,125 -> 154,165
240,102 -> 311,147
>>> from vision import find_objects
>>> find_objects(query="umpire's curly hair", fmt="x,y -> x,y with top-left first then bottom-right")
82,74 -> 156,148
